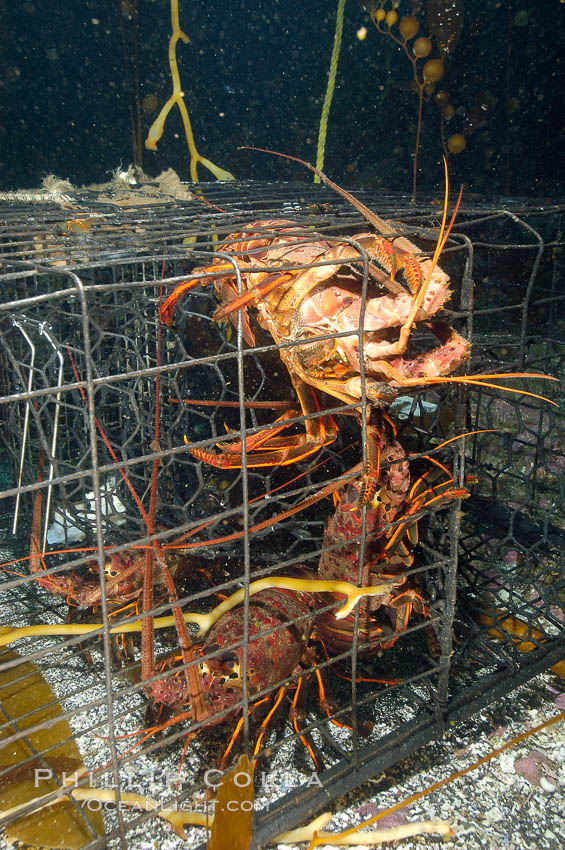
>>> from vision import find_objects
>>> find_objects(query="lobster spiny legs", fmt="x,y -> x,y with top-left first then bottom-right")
252,687 -> 287,765
160,262 -> 236,328
187,377 -> 338,469
312,663 -> 373,736
289,673 -> 325,772
217,696 -> 272,771
378,475 -> 470,563
213,271 -> 296,321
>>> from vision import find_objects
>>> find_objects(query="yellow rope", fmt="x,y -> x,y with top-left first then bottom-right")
145,0 -> 234,182
314,0 -> 347,182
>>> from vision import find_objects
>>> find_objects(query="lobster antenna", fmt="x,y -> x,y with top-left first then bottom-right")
238,145 -> 396,238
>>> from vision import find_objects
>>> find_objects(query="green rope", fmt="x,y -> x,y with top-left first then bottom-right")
315,0 -> 346,182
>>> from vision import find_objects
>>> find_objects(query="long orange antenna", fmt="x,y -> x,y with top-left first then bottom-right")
239,145 -> 396,238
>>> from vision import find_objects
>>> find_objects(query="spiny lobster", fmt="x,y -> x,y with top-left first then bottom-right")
5,151 -> 557,781
140,420 -> 468,771
159,148 -> 554,506
146,571 -> 334,769
26,460 -> 184,614
160,196 -> 467,505
316,418 -> 469,658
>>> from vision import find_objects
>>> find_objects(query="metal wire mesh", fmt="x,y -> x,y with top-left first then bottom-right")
0,183 -> 563,849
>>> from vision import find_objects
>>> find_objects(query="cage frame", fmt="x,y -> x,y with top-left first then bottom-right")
0,182 -> 563,849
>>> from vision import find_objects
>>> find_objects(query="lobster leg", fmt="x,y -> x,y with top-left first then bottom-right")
160,262 -> 235,327
218,696 -> 272,770
288,674 -> 326,772
381,589 -> 429,648
379,474 -> 470,561
313,665 -> 373,737
214,271 -> 296,320
252,687 -> 287,764
188,377 -> 338,469
362,322 -> 471,393
207,408 -> 302,454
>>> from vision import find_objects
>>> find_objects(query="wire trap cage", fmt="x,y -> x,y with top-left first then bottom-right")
0,182 -> 563,849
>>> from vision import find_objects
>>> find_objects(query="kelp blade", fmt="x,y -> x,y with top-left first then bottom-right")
0,630 -> 104,848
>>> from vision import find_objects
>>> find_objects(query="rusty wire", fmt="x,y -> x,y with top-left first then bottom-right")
0,184 -> 563,848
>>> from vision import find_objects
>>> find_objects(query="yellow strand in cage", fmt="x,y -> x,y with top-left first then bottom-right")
0,577 -> 394,647
314,0 -> 346,183
145,0 -> 234,182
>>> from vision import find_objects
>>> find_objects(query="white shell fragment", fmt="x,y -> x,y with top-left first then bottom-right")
46,475 -> 126,544
539,776 -> 557,793
389,395 -> 438,420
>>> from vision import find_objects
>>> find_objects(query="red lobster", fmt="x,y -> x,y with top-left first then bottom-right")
26,457 -> 183,614
146,572 -> 336,769
141,427 -> 468,770
316,420 -> 469,657
159,149 -> 554,504
160,208 -> 468,503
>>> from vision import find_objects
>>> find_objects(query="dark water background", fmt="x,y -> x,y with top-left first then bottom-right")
0,0 -> 563,198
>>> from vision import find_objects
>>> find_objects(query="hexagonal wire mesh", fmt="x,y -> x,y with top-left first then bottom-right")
0,183 -> 563,849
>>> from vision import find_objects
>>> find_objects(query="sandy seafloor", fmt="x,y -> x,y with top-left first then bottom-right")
1,529 -> 563,850
1,631 -> 563,850
274,671 -> 565,850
